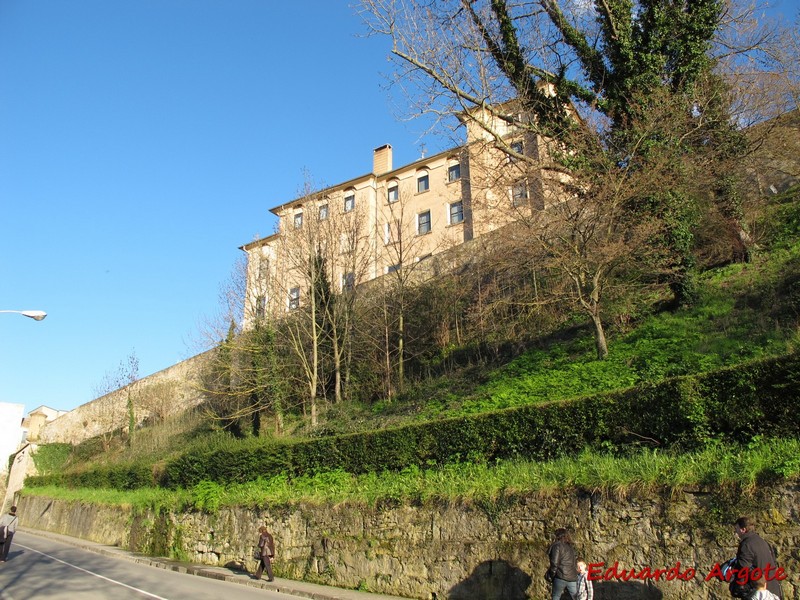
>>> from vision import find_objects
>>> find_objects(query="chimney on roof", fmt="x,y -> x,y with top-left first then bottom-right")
373,144 -> 392,174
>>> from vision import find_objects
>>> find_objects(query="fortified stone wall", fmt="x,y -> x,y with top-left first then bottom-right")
39,351 -> 212,445
16,483 -> 799,600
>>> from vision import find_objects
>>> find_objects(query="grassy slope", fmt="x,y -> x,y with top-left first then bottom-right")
314,243 -> 800,435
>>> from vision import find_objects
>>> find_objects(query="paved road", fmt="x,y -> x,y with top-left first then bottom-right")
0,530 -> 325,600
1,529 -> 409,600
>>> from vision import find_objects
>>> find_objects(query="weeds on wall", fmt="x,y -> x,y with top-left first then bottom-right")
30,443 -> 71,475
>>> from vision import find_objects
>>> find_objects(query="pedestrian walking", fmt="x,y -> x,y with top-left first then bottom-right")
731,516 -> 783,599
0,506 -> 19,562
547,527 -> 578,600
252,525 -> 275,582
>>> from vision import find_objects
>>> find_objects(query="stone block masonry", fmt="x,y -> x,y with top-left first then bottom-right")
38,351 -> 212,445
15,483 -> 799,600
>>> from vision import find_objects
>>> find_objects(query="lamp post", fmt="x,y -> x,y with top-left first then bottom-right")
0,310 -> 47,321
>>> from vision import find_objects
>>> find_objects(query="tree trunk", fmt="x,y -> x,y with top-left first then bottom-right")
397,310 -> 405,392
591,312 -> 609,360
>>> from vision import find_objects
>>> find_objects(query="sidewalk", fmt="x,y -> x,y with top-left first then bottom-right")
21,528 -> 412,600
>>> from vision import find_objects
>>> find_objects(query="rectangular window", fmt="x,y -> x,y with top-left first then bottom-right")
512,182 -> 529,207
342,272 -> 355,291
344,194 -> 355,212
387,185 -> 399,203
449,201 -> 464,224
418,210 -> 431,234
510,140 -> 524,162
448,163 -> 461,182
319,204 -> 328,220
255,295 -> 266,319
293,212 -> 303,229
387,264 -> 401,274
384,219 -> 399,245
417,174 -> 429,193
288,287 -> 300,310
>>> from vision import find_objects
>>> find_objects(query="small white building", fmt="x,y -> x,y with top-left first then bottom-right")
1,403 -> 67,511
21,405 -> 68,444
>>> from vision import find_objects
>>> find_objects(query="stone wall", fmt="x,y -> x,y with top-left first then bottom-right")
39,351 -> 212,445
2,443 -> 37,511
16,483 -> 799,600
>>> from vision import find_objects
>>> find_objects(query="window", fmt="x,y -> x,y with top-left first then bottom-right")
512,181 -> 529,207
447,163 -> 461,183
449,201 -> 464,224
344,194 -> 355,212
387,263 -> 401,274
319,204 -> 328,220
288,287 -> 300,310
417,173 -> 429,193
339,233 -> 351,254
255,295 -> 266,320
387,185 -> 399,203
384,219 -> 399,245
293,212 -> 303,229
342,272 -> 355,291
418,210 -> 431,234
510,140 -> 524,161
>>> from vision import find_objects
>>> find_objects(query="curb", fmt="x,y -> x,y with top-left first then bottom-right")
21,528 -> 410,600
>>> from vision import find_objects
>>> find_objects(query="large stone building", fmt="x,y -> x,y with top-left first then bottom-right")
241,106 -> 562,326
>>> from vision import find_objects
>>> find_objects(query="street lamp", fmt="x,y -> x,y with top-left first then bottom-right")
0,310 -> 47,321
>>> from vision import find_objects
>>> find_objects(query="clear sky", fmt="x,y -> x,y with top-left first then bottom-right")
0,0 -> 453,414
1,1 -> 796,416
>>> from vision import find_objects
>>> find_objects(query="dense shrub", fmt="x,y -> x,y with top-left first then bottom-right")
26,462 -> 153,490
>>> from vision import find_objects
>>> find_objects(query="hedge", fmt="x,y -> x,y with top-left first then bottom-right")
25,352 -> 800,491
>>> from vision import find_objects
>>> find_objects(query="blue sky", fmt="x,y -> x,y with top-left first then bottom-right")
0,0 -> 450,414
1,1 -> 796,416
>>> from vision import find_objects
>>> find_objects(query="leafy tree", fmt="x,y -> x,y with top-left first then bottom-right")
360,0 -> 792,356
201,320 -> 287,437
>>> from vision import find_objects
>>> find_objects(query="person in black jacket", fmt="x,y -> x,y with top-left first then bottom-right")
732,516 -> 783,599
0,506 -> 18,562
547,527 -> 578,600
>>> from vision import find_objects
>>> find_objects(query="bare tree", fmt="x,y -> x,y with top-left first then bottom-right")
136,379 -> 180,425
316,198 -> 373,403
275,181 -> 375,425
89,351 -> 140,450
361,193 -> 445,394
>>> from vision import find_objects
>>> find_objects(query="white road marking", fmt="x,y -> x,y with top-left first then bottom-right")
14,543 -> 170,600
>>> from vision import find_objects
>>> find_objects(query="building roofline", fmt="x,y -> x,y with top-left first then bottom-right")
264,145 -> 463,218
240,231 -> 280,252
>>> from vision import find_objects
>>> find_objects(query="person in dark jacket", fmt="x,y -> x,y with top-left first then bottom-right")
732,516 -> 783,599
0,506 -> 18,562
547,527 -> 578,600
253,525 -> 275,582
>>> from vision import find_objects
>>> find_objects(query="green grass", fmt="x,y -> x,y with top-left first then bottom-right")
22,438 -> 800,511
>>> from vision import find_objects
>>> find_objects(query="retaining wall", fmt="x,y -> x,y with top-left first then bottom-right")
16,483 -> 799,600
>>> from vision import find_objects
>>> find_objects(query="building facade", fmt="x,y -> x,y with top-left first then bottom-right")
241,107 -> 560,327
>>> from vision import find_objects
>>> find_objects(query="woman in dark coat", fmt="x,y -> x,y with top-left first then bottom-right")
547,527 -> 578,600
253,525 -> 275,582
